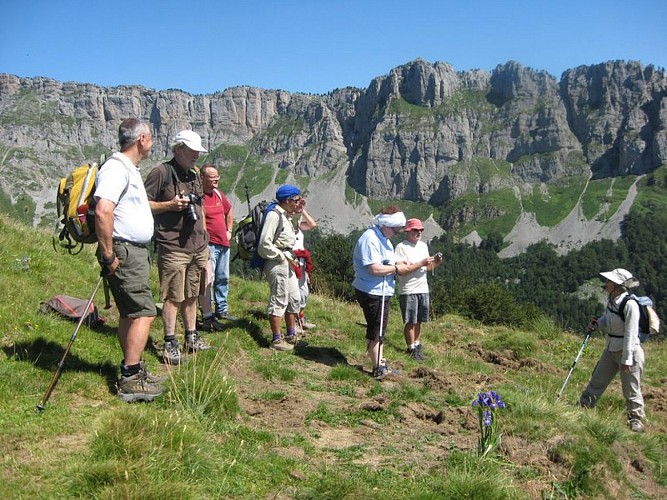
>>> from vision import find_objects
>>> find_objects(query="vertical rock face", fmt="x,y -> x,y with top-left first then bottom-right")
0,58 -> 665,228
560,61 -> 667,177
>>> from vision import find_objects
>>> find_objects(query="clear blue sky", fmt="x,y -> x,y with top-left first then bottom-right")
1,0 -> 665,95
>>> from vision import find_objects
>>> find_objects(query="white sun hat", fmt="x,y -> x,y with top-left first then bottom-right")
171,130 -> 207,153
600,268 -> 640,288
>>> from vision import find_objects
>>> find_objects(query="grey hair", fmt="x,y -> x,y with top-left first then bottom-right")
118,118 -> 151,151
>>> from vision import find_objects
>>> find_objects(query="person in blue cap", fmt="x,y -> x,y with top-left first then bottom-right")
257,184 -> 304,351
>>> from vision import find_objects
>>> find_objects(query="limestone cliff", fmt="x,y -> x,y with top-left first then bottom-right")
0,59 -> 665,251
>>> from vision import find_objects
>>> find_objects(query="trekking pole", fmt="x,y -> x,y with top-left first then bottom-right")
36,275 -> 104,413
376,272 -> 388,371
557,331 -> 592,400
244,183 -> 251,213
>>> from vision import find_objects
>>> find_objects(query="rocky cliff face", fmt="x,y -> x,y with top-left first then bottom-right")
0,59 -> 665,239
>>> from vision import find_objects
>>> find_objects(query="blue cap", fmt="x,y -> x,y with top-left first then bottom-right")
276,184 -> 301,201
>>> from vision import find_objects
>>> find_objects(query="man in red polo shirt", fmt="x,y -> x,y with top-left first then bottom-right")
198,164 -> 236,331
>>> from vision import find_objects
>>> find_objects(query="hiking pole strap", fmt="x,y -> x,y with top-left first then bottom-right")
103,275 -> 111,309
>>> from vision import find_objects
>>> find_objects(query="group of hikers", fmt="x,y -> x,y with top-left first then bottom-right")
95,118 -> 648,433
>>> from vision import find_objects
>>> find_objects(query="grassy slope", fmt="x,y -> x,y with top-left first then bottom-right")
1,214 -> 666,499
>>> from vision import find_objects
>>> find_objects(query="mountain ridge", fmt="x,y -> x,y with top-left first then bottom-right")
0,58 -> 665,254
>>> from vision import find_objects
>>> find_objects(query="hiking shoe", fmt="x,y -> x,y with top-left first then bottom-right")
285,335 -> 298,345
300,317 -> 317,330
185,332 -> 212,353
373,361 -> 399,379
163,340 -> 183,365
198,316 -> 224,332
140,361 -> 167,384
117,371 -> 164,403
407,347 -> 424,362
629,419 -> 644,433
271,337 -> 294,351
216,311 -> 238,321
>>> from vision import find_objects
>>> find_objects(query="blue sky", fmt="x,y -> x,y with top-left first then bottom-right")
1,0 -> 665,95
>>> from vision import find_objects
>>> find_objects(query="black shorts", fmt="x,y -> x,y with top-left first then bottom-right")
355,288 -> 390,341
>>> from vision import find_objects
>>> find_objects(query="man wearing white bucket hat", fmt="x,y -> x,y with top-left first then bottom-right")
579,268 -> 646,432
145,130 -> 211,365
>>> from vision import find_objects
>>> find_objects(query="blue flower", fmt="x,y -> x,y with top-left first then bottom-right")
483,409 -> 492,427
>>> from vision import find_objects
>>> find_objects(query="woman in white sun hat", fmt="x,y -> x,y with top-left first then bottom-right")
579,268 -> 645,433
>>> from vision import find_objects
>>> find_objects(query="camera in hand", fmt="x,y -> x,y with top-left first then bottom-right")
434,252 -> 443,260
184,193 -> 201,223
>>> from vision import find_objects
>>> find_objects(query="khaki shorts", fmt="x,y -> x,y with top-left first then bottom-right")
107,242 -> 157,319
157,247 -> 209,303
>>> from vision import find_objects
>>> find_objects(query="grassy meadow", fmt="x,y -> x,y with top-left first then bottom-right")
1,214 -> 666,499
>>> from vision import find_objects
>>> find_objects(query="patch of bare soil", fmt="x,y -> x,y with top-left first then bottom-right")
230,338 -> 586,495
226,324 -> 667,500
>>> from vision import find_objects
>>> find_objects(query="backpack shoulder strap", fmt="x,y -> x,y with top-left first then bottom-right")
608,295 -> 632,322
270,207 -> 284,244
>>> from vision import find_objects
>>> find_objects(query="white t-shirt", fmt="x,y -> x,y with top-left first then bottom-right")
293,229 -> 305,251
395,240 -> 430,295
94,152 -> 154,244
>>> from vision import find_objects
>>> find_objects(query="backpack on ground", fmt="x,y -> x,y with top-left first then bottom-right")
608,294 -> 661,341
39,295 -> 104,328
53,156 -> 106,254
233,200 -> 283,268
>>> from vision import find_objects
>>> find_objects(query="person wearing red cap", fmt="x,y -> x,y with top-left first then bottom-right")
579,268 -> 646,433
395,218 -> 443,361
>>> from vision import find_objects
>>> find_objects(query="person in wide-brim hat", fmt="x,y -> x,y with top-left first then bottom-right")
579,268 -> 646,433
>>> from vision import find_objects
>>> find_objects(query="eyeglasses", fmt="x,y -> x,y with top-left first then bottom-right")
411,229 -> 424,233
288,197 -> 302,203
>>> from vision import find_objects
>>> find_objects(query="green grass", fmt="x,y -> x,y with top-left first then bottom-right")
1,213 -> 667,499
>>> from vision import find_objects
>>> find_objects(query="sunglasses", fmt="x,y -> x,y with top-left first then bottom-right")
411,229 -> 424,233
288,197 -> 303,202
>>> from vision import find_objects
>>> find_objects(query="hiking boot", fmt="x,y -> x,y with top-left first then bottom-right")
163,340 -> 183,365
198,316 -> 224,332
271,337 -> 294,351
140,361 -> 167,384
216,311 -> 238,321
300,317 -> 317,330
629,419 -> 644,433
285,335 -> 298,345
373,360 -> 399,379
407,346 -> 425,362
117,371 -> 164,403
185,332 -> 212,353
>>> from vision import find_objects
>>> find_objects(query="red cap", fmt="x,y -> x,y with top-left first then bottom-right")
404,218 -> 424,231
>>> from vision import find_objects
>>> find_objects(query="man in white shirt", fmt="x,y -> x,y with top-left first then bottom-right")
95,118 -> 164,402
395,218 -> 443,361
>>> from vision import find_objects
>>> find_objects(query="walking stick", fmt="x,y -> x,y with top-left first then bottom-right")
557,331 -> 592,400
376,274 -> 388,371
36,275 -> 104,413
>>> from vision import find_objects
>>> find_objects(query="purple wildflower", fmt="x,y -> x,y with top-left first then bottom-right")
483,409 -> 492,426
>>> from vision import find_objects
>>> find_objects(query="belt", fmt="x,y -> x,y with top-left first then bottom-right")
113,238 -> 148,249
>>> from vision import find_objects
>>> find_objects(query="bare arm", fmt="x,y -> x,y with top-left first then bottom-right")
368,262 -> 400,277
299,208 -> 317,232
148,195 -> 187,215
226,206 -> 234,239
95,198 -> 119,274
